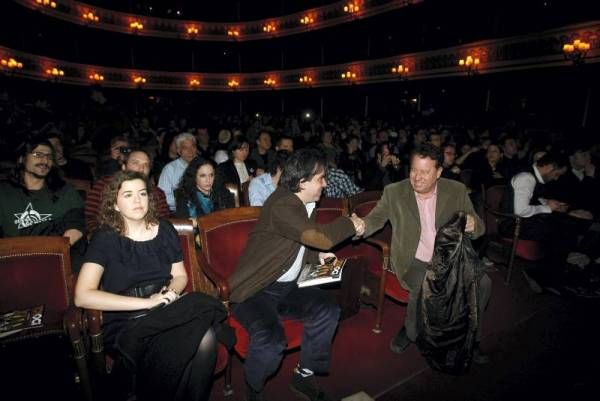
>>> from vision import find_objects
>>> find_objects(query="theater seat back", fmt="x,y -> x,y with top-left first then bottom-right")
198,207 -> 261,280
0,236 -> 71,315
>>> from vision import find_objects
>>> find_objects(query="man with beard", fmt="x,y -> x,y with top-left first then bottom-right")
0,138 -> 86,271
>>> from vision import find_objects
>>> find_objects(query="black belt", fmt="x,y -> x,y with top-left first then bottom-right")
119,278 -> 170,299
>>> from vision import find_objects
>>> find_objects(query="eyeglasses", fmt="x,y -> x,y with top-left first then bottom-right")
30,151 -> 53,160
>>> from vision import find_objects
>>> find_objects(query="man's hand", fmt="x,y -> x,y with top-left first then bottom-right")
350,213 -> 365,236
465,214 -> 475,233
318,252 -> 336,265
547,199 -> 569,213
568,209 -> 594,220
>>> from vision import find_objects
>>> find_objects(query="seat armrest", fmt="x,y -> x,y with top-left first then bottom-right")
364,238 -> 390,257
63,305 -> 83,336
196,250 -> 231,302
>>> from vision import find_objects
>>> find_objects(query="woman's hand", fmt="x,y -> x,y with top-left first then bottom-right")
148,289 -> 179,308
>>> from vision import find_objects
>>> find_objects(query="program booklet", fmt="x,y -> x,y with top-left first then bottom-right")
297,258 -> 347,288
0,305 -> 44,339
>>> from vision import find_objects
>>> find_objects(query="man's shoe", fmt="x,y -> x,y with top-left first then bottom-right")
522,271 -> 542,294
245,382 -> 267,401
389,327 -> 412,354
472,343 -> 490,365
290,369 -> 332,401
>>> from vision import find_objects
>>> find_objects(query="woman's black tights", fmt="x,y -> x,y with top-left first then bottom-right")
175,327 -> 218,401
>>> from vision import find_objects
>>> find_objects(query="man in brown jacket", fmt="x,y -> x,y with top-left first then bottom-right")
229,148 -> 362,401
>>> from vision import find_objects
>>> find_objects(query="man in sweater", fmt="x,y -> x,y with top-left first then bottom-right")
229,148 -> 364,401
85,149 -> 169,233
0,138 -> 86,271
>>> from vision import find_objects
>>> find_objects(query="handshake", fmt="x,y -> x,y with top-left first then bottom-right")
350,213 -> 365,236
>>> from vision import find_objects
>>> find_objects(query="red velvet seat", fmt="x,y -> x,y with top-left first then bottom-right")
84,219 -> 229,392
196,207 -> 304,396
482,185 -> 545,283
349,191 -> 409,334
0,236 -> 92,400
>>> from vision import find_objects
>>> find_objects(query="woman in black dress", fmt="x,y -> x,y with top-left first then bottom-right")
75,171 -> 226,401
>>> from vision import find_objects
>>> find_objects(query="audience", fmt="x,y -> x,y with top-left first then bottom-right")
216,136 -> 256,191
174,157 -> 234,218
249,131 -> 275,174
248,150 -> 291,206
0,137 -> 86,271
158,133 -> 198,212
500,152 -> 593,292
85,149 -> 169,233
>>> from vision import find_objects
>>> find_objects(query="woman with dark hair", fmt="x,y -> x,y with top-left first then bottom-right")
174,157 -> 234,218
75,171 -> 229,401
215,136 -> 257,190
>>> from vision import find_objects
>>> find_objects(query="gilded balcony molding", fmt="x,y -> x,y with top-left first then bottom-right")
14,0 -> 422,42
1,21 -> 598,92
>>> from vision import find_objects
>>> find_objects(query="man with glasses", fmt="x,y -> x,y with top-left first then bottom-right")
0,138 -> 86,271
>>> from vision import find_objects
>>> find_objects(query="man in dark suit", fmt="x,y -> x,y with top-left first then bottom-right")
359,144 -> 491,363
229,148 -> 362,401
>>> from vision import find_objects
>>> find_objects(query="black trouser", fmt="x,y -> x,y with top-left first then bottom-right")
401,259 -> 492,342
231,281 -> 340,392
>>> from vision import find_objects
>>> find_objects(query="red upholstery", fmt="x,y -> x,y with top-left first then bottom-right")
500,237 -> 544,261
318,197 -> 348,210
349,191 -> 408,333
0,254 -> 69,315
197,207 -> 305,364
0,236 -> 91,400
483,185 -> 545,283
203,219 -> 258,279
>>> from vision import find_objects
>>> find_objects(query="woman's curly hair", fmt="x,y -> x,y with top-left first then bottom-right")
97,171 -> 159,234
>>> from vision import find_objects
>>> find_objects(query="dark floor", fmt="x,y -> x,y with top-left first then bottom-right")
377,291 -> 600,401
2,264 -> 598,401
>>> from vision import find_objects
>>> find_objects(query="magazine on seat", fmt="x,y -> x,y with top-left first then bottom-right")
297,258 -> 347,288
0,305 -> 44,339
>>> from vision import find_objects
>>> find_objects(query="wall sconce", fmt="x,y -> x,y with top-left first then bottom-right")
300,15 -> 315,25
133,75 -> 146,84
299,75 -> 313,85
187,26 -> 199,35
343,2 -> 360,13
391,64 -> 409,80
263,23 -> 277,33
341,71 -> 357,82
263,77 -> 277,87
130,21 -> 144,31
563,39 -> 591,65
89,73 -> 104,82
227,29 -> 240,37
45,67 -> 64,77
228,79 -> 239,88
35,0 -> 57,8
82,12 -> 99,22
189,78 -> 200,87
458,55 -> 480,75
1,58 -> 24,70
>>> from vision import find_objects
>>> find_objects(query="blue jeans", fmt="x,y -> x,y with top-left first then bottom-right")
231,281 -> 340,391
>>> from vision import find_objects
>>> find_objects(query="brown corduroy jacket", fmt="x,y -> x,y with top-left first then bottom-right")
229,187 -> 356,303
